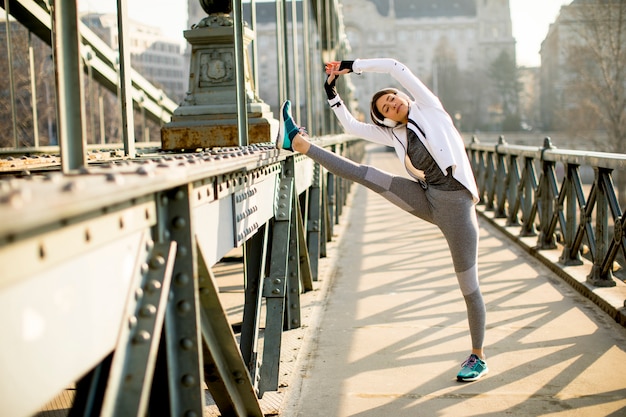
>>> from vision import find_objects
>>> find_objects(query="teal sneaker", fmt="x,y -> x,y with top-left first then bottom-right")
456,354 -> 488,382
277,100 -> 300,150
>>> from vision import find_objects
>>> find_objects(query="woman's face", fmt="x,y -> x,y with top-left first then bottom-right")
375,93 -> 409,123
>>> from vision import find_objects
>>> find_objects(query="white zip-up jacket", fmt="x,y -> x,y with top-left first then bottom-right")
327,58 -> 479,203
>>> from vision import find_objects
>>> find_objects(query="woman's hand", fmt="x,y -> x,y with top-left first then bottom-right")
325,61 -> 352,77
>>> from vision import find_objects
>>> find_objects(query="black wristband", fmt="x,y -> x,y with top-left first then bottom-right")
339,60 -> 354,72
324,75 -> 338,100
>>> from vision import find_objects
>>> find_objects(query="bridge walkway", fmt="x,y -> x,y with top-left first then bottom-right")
251,144 -> 626,417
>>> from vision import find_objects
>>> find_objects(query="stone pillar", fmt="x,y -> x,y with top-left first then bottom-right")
161,11 -> 277,150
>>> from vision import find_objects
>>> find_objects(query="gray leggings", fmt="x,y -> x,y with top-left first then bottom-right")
307,144 -> 486,350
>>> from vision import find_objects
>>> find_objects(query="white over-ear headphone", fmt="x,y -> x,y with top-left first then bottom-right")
375,115 -> 399,128
370,88 -> 411,128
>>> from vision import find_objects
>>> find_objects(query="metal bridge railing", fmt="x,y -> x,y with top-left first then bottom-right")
0,0 -> 358,415
468,136 -> 626,324
0,135 -> 365,417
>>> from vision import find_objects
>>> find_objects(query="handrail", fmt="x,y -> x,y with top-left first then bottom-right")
0,136 -> 365,416
468,136 -> 626,289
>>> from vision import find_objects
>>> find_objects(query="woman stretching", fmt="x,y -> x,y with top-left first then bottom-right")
276,58 -> 488,382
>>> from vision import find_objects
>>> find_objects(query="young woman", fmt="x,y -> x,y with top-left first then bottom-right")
276,58 -> 488,382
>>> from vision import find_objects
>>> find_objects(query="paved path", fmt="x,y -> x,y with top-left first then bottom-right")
278,145 -> 626,417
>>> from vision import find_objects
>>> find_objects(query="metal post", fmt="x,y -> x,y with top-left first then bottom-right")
281,0 -> 290,99
233,0 -> 249,147
116,0 -> 136,157
51,0 -> 87,171
290,0 -> 301,121
250,0 -> 259,99
5,2 -> 18,148
28,31 -> 39,148
275,0 -> 286,104
85,46 -> 96,145
302,0 -> 314,132
99,96 -> 106,144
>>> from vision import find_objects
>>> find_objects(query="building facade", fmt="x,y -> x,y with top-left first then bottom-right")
186,0 -> 517,132
341,0 -> 516,131
81,13 -> 188,104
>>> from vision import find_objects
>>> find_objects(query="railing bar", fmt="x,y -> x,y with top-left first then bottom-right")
275,0 -> 286,104
233,0 -> 249,147
5,1 -> 19,148
28,31 -> 39,147
250,0 -> 259,98
583,182 -> 598,260
116,0 -> 135,157
290,0 -> 301,122
600,171 -> 622,220
302,0 -> 314,132
52,0 -> 87,172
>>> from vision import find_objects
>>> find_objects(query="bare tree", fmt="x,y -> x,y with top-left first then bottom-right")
563,0 -> 626,151
489,50 -> 521,131
432,37 -> 480,132
563,0 -> 626,203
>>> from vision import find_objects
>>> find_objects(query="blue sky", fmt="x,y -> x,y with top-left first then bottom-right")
79,0 -> 571,67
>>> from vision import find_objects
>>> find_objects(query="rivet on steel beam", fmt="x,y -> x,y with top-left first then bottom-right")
135,288 -> 144,300
140,263 -> 149,275
62,180 -> 84,192
145,280 -> 162,294
272,288 -> 281,294
177,300 -> 191,314
181,374 -> 195,387
133,330 -> 151,344
273,278 -> 282,285
180,338 -> 194,350
128,316 -> 137,329
172,217 -> 186,229
174,190 -> 185,200
140,304 -> 156,317
149,255 -> 165,270
175,273 -> 190,286
178,245 -> 188,257
105,173 -> 124,185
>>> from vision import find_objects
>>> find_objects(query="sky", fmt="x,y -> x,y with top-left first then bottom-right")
79,0 -> 572,68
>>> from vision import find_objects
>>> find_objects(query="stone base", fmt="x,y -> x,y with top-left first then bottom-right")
161,115 -> 278,151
